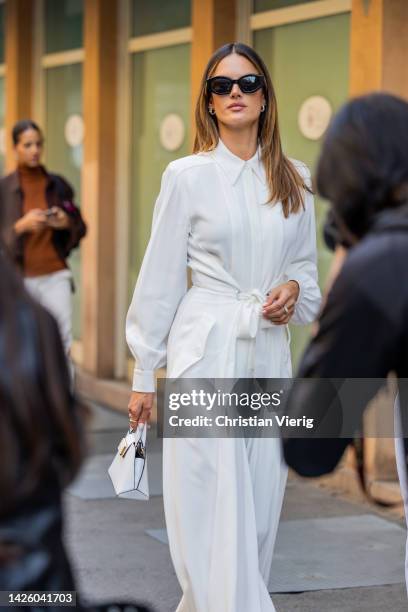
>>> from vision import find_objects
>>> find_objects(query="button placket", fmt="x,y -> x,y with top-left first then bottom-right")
242,165 -> 264,375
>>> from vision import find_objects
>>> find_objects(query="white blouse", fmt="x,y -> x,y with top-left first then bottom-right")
126,139 -> 322,392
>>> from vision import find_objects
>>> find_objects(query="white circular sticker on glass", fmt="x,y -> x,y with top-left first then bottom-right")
0,127 -> 5,156
160,114 -> 185,151
298,96 -> 332,141
65,114 -> 84,148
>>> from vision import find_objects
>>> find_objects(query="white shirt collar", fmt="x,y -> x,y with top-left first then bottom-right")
211,138 -> 265,185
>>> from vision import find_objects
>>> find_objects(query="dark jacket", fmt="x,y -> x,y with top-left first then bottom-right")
0,289 -> 153,612
0,289 -> 82,601
283,203 -> 408,476
0,168 -> 87,271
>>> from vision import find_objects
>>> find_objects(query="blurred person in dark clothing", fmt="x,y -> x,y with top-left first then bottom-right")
321,206 -> 408,593
282,92 -> 408,594
0,249 -> 154,612
0,120 -> 86,356
0,246 -> 86,599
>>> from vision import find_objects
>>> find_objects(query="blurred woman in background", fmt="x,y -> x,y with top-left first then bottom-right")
0,119 -> 86,356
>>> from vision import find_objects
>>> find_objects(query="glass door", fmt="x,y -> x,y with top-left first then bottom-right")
128,43 -> 191,299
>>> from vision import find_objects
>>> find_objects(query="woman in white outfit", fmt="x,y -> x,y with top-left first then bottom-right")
126,43 -> 321,612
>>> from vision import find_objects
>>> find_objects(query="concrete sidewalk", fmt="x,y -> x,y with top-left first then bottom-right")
64,402 -> 407,612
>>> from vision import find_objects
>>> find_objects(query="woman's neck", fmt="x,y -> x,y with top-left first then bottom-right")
218,124 -> 259,160
18,163 -> 43,174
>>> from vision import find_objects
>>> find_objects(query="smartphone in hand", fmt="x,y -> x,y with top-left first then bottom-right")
45,208 -> 58,218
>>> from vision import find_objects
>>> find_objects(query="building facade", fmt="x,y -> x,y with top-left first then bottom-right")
0,0 -> 407,394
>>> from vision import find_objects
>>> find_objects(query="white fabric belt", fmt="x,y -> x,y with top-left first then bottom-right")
192,281 -> 287,377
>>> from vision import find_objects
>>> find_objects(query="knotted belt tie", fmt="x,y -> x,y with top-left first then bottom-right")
192,284 -> 283,377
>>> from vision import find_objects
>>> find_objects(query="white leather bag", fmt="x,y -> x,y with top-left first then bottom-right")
108,423 -> 149,500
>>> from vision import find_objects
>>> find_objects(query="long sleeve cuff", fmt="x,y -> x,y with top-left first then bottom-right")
285,274 -> 322,325
132,368 -> 156,392
287,276 -> 304,308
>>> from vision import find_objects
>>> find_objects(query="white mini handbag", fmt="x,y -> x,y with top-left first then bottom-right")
108,423 -> 149,500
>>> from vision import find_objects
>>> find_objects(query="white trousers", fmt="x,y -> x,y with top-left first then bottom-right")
163,435 -> 288,612
24,269 -> 73,356
394,395 -> 408,595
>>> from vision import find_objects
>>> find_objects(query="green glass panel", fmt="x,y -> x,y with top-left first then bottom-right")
129,43 -> 191,302
254,13 -> 350,368
0,77 -> 5,176
0,3 -> 5,64
45,0 -> 83,53
45,64 -> 83,340
254,0 -> 312,12
131,0 -> 190,37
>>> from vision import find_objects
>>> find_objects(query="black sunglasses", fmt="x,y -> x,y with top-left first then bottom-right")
206,74 -> 265,96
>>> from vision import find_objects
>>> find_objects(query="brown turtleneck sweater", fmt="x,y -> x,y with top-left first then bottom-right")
19,165 -> 67,277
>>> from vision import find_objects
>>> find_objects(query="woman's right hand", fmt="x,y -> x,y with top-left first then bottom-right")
14,209 -> 47,235
128,391 -> 155,431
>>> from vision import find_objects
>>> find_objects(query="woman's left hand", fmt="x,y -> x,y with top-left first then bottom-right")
262,281 -> 300,325
46,207 -> 71,230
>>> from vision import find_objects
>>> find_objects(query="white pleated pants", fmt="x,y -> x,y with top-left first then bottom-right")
24,269 -> 73,356
163,434 -> 288,612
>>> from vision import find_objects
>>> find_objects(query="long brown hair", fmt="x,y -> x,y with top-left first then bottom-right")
194,42 -> 311,217
0,247 -> 87,517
